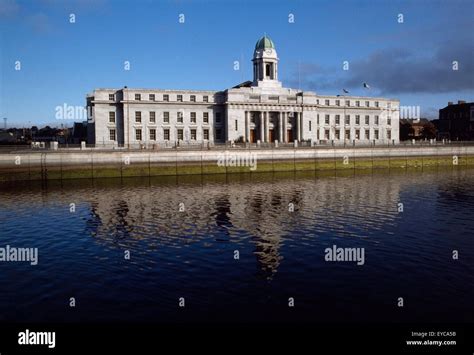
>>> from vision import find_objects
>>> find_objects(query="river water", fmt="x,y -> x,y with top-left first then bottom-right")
0,169 -> 473,323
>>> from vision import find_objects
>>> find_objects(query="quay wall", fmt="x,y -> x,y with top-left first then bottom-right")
0,145 -> 473,182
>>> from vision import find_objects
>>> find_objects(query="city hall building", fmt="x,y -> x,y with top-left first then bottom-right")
86,36 -> 400,147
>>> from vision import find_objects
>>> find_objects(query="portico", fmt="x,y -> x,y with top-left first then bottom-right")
241,110 -> 302,143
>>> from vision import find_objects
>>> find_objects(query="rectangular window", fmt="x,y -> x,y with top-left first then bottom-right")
203,112 -> 209,123
135,128 -> 142,141
190,112 -> 196,123
109,112 -> 116,123
387,130 -> 391,140
365,101 -> 370,107
203,129 -> 209,140
317,130 -> 320,140
365,130 -> 370,139
335,100 -> 340,106
135,94 -> 141,101
150,111 -> 156,123
356,100 -> 360,107
316,99 -> 320,105
203,95 -> 209,103
109,94 -> 115,101
163,94 -> 169,102
149,94 -> 155,101
335,115 -> 340,125
374,129 -> 379,139
135,111 -> 142,123
375,101 -> 379,108
355,115 -> 360,125
317,114 -> 320,125
177,111 -> 183,123
216,128 -> 222,139
345,129 -> 350,139
335,130 -> 340,140
345,115 -> 350,125
177,94 -> 183,102
375,115 -> 379,125
164,129 -> 170,140
325,99 -> 330,106
149,128 -> 156,141
325,114 -> 330,125
345,100 -> 350,107
190,95 -> 196,102
191,129 -> 197,140
235,120 -> 238,130
109,129 -> 116,141
355,129 -> 360,139
216,112 -> 221,123
387,118 -> 391,125
309,120 -> 312,131
324,129 -> 330,140
163,111 -> 170,123
177,129 -> 183,140
365,115 -> 369,125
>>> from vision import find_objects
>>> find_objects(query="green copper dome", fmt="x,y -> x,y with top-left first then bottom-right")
255,35 -> 275,51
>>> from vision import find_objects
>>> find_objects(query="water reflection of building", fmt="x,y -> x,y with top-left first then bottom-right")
82,175 -> 402,278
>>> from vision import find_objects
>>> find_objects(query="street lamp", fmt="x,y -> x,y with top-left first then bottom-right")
124,86 -> 129,150
337,94 -> 347,146
296,91 -> 304,144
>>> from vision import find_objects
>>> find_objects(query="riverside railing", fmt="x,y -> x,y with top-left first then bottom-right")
1,143 -> 474,182
1,139 -> 474,153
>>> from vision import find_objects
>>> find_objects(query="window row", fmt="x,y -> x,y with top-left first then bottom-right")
108,93 -> 212,103
318,99 -> 383,108
316,114 -> 391,126
316,129 -> 392,140
109,128 -> 220,141
108,111 -> 222,124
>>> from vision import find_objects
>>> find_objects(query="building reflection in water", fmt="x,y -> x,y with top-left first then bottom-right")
79,174 -> 402,279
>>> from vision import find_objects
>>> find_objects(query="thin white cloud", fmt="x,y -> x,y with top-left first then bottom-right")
0,0 -> 20,18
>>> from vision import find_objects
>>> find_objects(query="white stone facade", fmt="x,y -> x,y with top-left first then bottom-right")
87,36 -> 399,147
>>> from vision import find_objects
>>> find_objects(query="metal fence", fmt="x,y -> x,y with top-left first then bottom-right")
1,139 -> 474,154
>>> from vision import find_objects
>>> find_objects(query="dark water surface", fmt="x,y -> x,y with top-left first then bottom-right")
0,170 -> 473,323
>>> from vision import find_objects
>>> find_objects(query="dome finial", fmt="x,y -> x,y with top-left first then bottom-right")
254,34 -> 275,51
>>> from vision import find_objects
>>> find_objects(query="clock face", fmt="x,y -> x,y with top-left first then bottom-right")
265,48 -> 273,55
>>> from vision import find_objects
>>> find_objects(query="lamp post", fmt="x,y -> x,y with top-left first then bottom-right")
337,94 -> 347,147
296,91 -> 304,143
124,86 -> 130,150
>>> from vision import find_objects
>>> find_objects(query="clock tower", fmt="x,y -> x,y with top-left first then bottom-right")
252,35 -> 282,88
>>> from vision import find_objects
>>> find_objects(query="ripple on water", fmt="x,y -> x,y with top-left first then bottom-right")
0,169 -> 473,322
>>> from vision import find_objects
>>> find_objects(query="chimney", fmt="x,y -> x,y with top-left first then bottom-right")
448,102 -> 453,106
458,100 -> 466,104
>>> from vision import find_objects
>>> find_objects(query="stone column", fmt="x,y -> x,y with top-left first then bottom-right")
264,111 -> 269,143
278,112 -> 283,143
300,112 -> 304,141
259,112 -> 264,142
295,112 -> 300,141
245,111 -> 250,143
282,112 -> 287,143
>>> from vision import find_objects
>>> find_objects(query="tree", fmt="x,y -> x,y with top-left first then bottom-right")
399,121 -> 413,141
420,122 -> 437,140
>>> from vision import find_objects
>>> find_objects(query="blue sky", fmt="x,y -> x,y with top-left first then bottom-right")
1,0 -> 473,127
